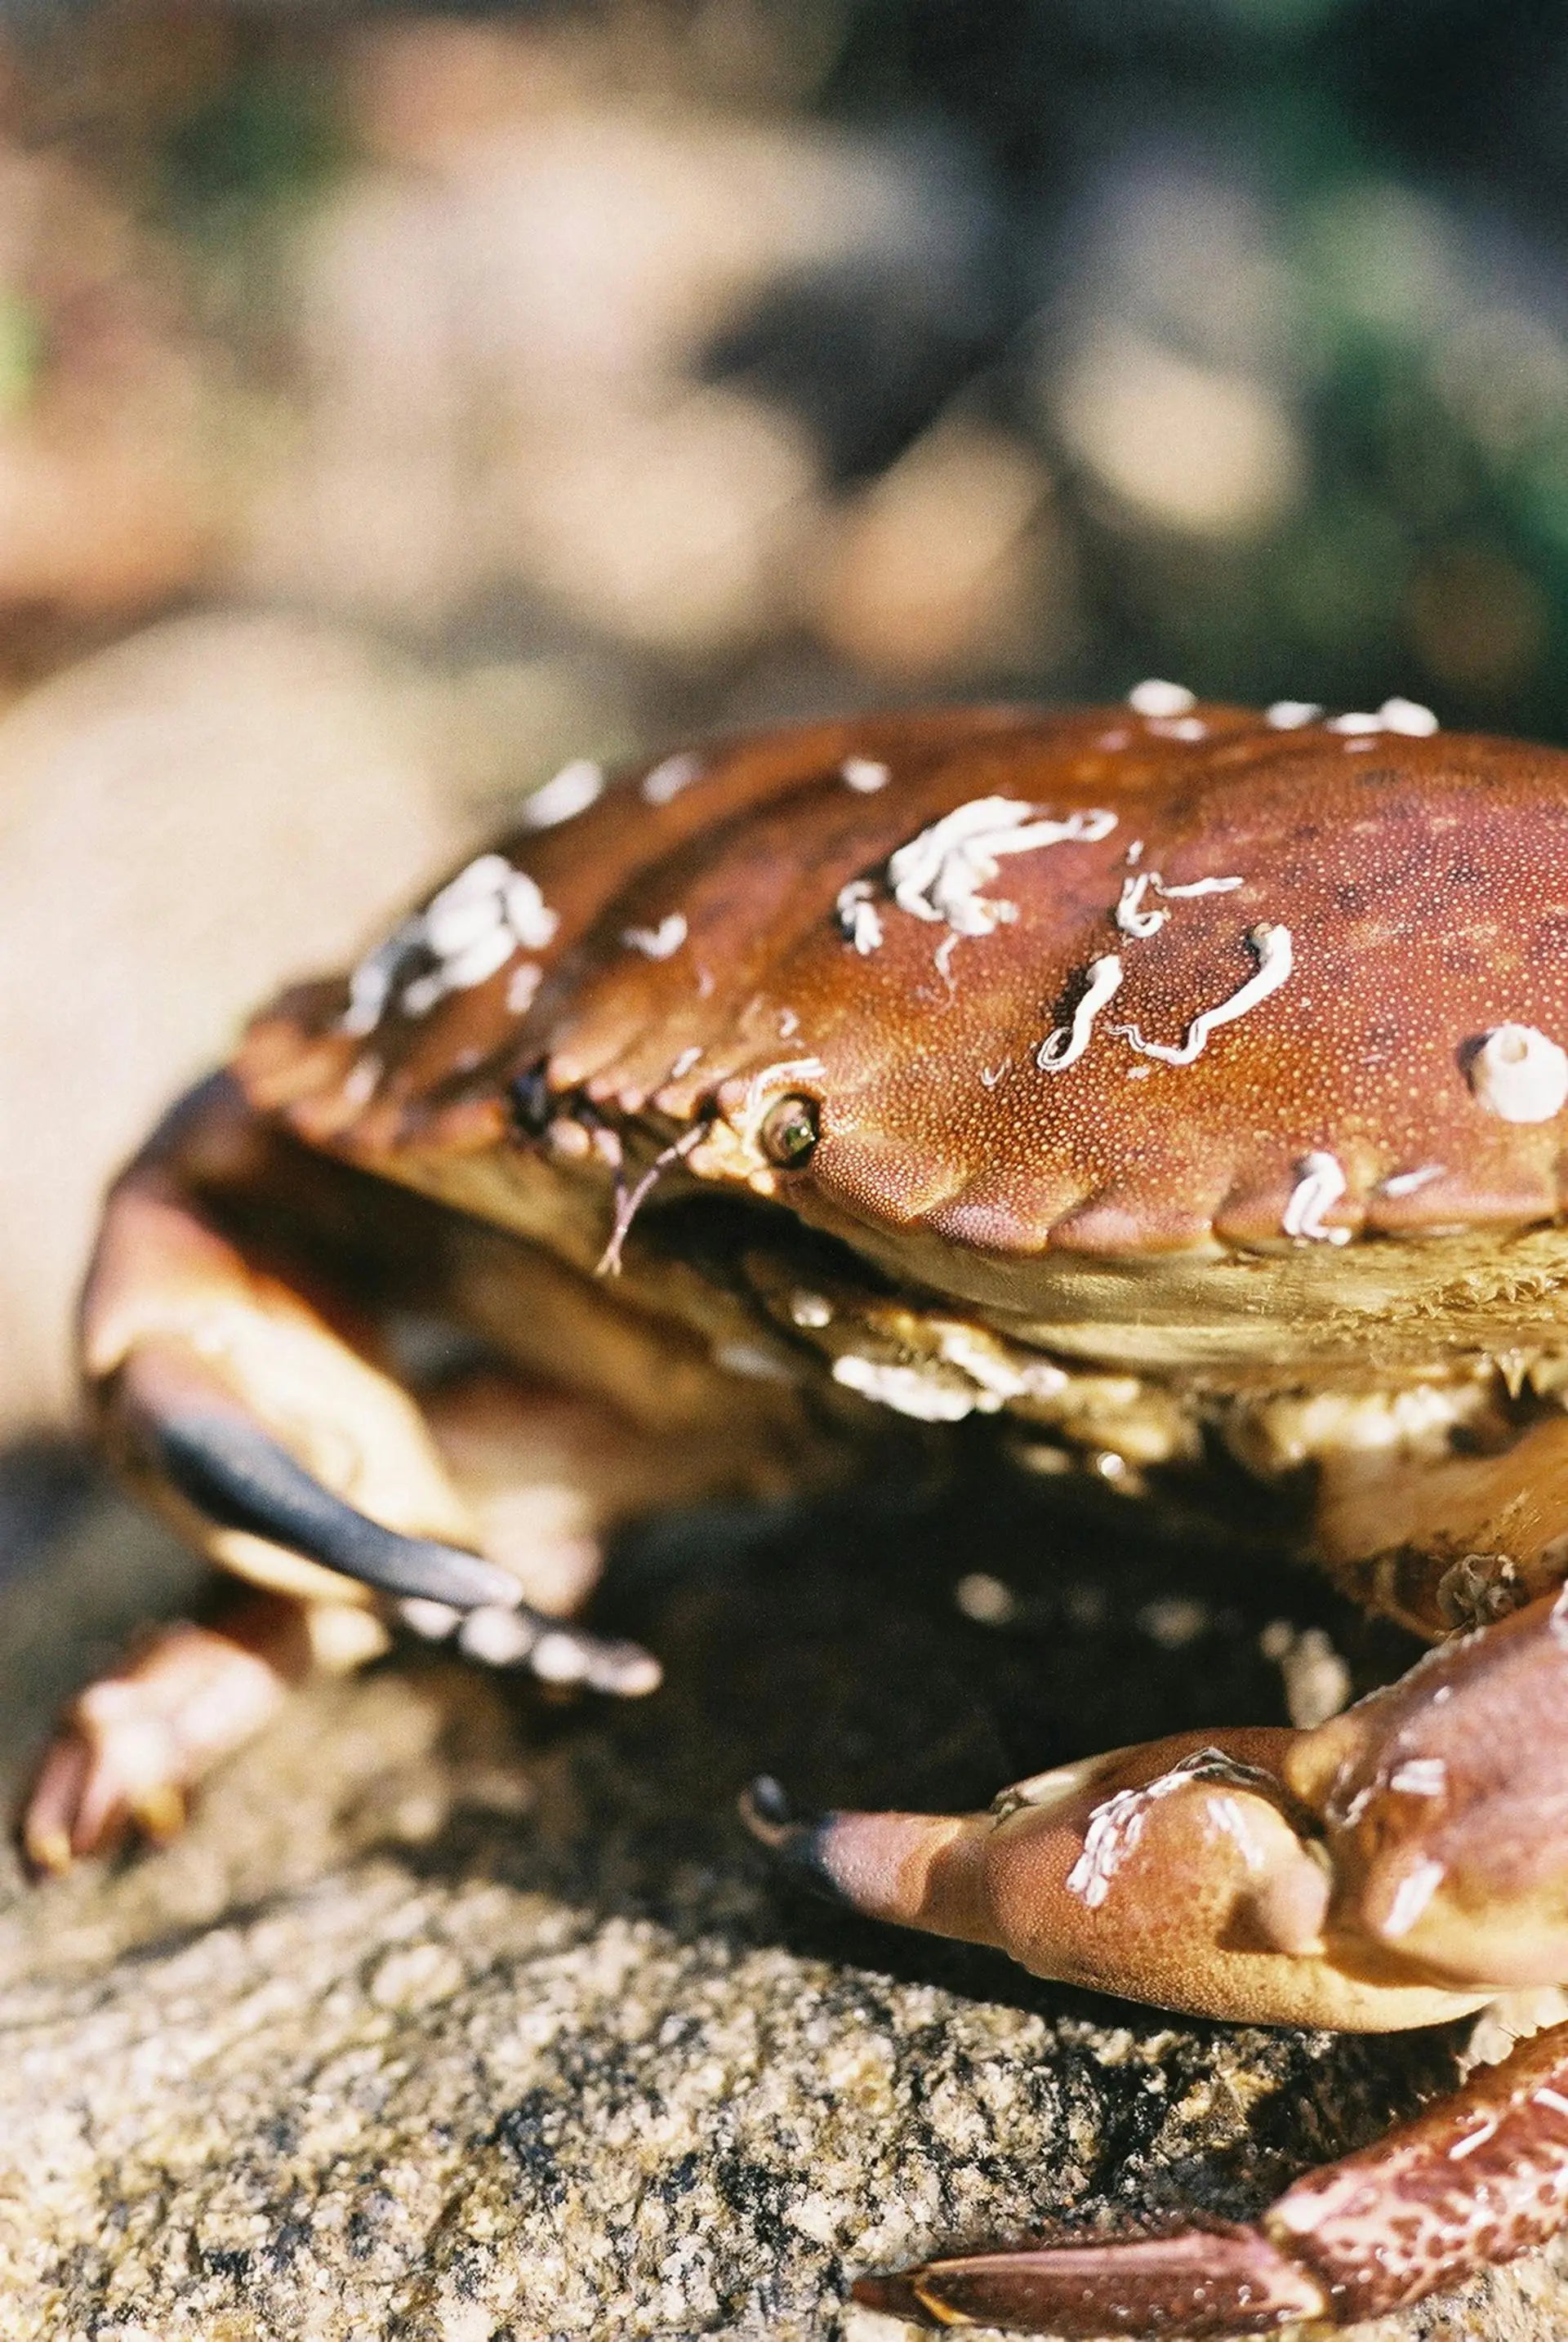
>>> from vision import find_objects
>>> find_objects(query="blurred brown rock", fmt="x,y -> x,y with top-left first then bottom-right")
0,139 -> 224,624
504,390 -> 818,659
0,614 -> 477,1434
1051,328 -> 1305,542
235,84 -> 956,657
814,417 -> 1076,683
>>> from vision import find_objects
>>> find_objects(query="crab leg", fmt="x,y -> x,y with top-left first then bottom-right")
24,1589 -> 336,1872
85,1151 -> 658,1676
119,1337 -> 523,1614
855,2015 -> 1568,2333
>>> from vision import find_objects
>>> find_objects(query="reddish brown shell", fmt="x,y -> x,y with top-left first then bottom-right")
238,701 -> 1568,1266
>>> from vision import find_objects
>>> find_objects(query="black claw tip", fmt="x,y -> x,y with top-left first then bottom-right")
745,1774 -> 792,1828
738,1779 -> 849,1904
150,1402 -> 520,1611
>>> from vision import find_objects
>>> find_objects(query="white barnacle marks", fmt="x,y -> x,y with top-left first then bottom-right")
885,798 -> 1118,937
835,879 -> 884,957
1266,700 -> 1322,729
1037,955 -> 1125,1071
1116,872 -> 1165,939
1379,1163 -> 1446,1198
1283,1151 -> 1352,1245
1327,697 -> 1440,738
1153,875 -> 1245,904
1265,694 -> 1438,736
341,937 -> 405,1037
1110,920 -> 1294,1067
835,795 -> 1116,966
405,859 -> 541,1014
1065,1746 -> 1275,1909
499,870 -> 559,953
1125,682 -> 1209,738
341,852 -> 559,1033
641,750 -> 703,805
521,757 -> 604,830
1127,679 -> 1195,719
621,913 -> 688,960
1467,1024 -> 1568,1123
1031,859 -> 1284,1090
1115,869 -> 1244,939
506,961 -> 543,1015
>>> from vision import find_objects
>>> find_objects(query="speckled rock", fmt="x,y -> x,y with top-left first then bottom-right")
1,1462 -> 1566,2340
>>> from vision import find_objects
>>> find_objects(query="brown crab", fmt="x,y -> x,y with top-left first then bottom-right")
28,686 -> 1568,2334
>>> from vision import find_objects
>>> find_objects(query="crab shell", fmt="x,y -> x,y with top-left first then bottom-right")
238,701 -> 1568,1394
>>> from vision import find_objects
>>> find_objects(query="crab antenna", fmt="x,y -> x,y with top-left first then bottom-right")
596,1119 -> 709,1277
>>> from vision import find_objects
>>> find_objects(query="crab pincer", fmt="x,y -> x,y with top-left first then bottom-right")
750,1584 -> 1568,2330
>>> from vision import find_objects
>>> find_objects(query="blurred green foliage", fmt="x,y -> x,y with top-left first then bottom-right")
29,0 -> 1568,737
163,57 -> 341,222
809,1 -> 1568,728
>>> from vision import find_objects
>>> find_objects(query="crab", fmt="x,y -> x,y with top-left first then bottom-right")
28,683 -> 1568,2335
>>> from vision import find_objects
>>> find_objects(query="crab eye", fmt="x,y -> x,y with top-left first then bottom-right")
509,1059 -> 552,1139
760,1093 -> 820,1169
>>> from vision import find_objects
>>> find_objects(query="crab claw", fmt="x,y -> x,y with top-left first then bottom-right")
750,1588 -> 1568,2332
750,1587 -> 1568,2027
742,1728 -> 1475,2033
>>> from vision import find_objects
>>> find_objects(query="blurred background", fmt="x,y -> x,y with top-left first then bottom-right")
4,0 -> 1568,1450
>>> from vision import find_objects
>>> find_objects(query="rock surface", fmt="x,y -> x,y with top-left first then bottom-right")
1,1461 -> 1566,2340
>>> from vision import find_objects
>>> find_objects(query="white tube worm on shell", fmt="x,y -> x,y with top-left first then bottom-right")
1111,922 -> 1293,1067
1037,954 -> 1125,1071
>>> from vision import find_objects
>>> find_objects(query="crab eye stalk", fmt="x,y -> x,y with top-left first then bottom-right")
760,1093 -> 820,1169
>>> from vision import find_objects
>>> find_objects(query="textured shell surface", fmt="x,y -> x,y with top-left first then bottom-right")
237,701 -> 1568,1365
